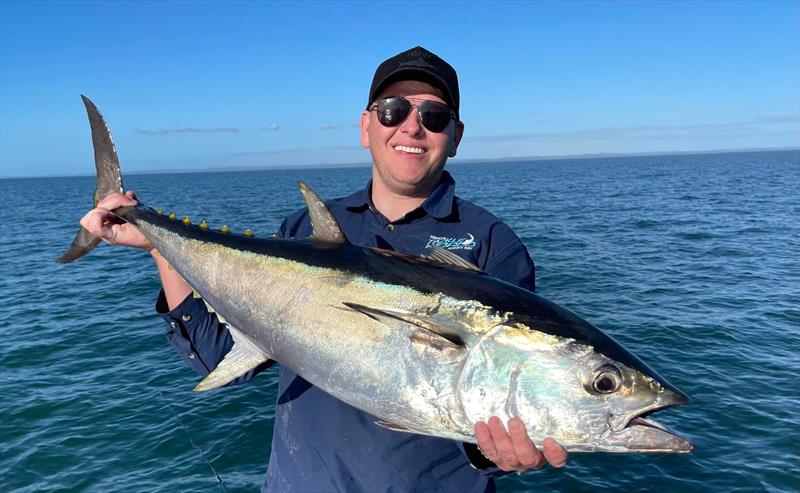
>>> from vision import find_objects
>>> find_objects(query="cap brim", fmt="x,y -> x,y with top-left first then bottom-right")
368,68 -> 458,119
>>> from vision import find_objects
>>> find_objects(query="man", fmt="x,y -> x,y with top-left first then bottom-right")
81,46 -> 568,492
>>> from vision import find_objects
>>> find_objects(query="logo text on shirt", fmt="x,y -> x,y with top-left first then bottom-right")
425,233 -> 476,251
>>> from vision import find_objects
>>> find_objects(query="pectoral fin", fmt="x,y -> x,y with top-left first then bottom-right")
343,302 -> 465,359
194,325 -> 270,392
375,421 -> 415,433
422,247 -> 484,273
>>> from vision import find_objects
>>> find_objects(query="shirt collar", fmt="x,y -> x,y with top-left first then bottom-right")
420,171 -> 456,219
341,182 -> 371,210
343,171 -> 457,220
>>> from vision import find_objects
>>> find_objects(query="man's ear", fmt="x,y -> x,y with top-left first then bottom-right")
360,111 -> 371,148
448,121 -> 465,157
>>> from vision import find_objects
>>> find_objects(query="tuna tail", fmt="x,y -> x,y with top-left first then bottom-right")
57,95 -> 124,263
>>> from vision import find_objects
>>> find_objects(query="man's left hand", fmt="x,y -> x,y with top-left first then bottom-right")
474,416 -> 568,472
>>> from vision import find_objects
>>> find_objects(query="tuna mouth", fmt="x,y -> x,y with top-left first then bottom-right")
611,392 -> 693,453
614,386 -> 690,430
629,415 -> 671,430
622,414 -> 694,453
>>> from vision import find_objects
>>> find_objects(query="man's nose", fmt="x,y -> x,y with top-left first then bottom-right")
399,107 -> 423,135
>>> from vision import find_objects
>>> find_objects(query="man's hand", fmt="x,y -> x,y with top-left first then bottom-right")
80,191 -> 152,250
474,416 -> 567,472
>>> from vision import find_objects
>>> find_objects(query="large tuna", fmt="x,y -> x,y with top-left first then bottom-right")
60,96 -> 692,453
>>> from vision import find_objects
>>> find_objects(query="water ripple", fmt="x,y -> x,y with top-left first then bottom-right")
1,150 -> 798,492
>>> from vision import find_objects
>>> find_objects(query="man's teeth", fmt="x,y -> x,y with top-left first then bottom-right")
394,145 -> 424,154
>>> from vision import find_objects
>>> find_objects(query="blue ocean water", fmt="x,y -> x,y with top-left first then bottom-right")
1,150 -> 798,492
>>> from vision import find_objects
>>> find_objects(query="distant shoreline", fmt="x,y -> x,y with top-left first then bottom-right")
2,147 -> 797,180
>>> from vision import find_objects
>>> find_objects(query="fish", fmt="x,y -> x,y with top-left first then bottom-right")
59,95 -> 693,453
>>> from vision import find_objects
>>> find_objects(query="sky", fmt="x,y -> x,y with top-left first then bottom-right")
0,0 -> 798,178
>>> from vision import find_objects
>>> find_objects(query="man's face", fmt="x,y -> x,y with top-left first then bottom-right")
361,80 -> 464,197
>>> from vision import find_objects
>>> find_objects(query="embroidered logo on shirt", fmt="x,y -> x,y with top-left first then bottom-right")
425,233 -> 476,251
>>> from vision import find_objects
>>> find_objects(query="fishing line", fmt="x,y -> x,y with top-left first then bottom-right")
159,391 -> 230,493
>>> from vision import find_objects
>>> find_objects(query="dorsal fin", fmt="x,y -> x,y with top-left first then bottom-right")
422,247 -> 484,273
298,180 -> 346,244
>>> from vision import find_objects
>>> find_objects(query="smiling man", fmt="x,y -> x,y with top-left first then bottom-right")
362,77 -> 463,222
80,46 -> 567,492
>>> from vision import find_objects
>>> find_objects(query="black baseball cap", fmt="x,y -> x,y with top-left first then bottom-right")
367,46 -> 460,121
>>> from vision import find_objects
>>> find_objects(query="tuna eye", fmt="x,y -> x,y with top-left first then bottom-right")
593,367 -> 621,394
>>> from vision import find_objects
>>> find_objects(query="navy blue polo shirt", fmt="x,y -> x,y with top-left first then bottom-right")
158,171 -> 536,492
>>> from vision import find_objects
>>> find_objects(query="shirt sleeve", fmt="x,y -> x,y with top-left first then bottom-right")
483,230 -> 536,292
459,442 -> 508,476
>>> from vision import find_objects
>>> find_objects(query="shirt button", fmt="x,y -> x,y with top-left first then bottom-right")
387,224 -> 395,231
188,352 -> 196,359
182,314 -> 192,322
170,321 -> 178,328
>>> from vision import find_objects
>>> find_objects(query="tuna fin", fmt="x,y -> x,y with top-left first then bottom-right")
194,325 -> 270,392
57,95 -> 124,263
375,421 -> 415,433
198,293 -> 230,326
343,302 -> 465,349
298,180 -> 346,244
422,247 -> 484,273
57,229 -> 103,263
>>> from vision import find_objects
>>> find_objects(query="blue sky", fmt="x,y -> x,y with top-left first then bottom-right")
1,0 -> 798,178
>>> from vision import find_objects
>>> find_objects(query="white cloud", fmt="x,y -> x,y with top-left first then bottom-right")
136,127 -> 240,136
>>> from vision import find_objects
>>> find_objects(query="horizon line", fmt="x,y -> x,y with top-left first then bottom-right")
2,146 -> 798,180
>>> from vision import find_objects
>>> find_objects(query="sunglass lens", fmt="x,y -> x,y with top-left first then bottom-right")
375,97 -> 453,132
376,98 -> 411,127
419,101 -> 452,133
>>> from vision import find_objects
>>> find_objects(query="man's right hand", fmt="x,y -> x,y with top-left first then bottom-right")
80,191 -> 153,250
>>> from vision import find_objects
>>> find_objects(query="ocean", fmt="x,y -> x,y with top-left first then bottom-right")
1,150 -> 798,492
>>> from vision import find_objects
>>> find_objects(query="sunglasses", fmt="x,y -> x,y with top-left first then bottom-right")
369,97 -> 455,133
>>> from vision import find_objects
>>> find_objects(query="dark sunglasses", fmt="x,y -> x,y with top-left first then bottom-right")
369,97 -> 455,133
